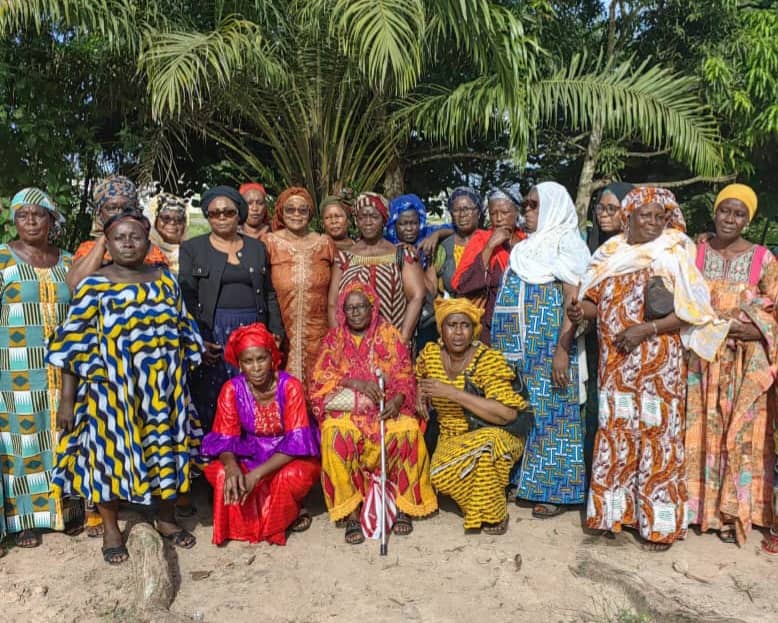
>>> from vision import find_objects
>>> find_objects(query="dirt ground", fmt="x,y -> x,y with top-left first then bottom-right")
2,483 -> 777,623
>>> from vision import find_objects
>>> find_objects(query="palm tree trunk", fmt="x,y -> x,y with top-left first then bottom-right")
574,123 -> 602,230
383,158 -> 405,198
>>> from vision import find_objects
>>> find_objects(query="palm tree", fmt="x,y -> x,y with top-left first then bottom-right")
1,0 -> 724,222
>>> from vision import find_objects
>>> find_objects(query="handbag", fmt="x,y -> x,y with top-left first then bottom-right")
462,349 -> 534,438
645,276 -> 674,320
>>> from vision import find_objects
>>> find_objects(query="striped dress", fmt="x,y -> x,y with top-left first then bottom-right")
0,245 -> 75,536
46,270 -> 203,505
416,342 -> 525,529
336,248 -> 415,331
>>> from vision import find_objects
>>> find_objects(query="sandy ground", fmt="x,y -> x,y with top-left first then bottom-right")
2,483 -> 777,623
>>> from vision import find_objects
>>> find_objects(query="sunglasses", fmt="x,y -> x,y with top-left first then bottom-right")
283,205 -> 311,216
521,198 -> 539,212
158,214 -> 186,225
208,209 -> 238,220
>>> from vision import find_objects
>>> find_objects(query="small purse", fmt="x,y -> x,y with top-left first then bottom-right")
645,276 -> 675,320
462,350 -> 534,438
325,388 -> 357,412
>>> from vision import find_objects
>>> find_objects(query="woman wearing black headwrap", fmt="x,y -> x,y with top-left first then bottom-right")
179,185 -> 284,430
583,181 -> 633,481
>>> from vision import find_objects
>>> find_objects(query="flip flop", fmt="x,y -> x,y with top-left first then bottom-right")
718,527 -> 737,544
532,503 -> 563,519
290,512 -> 312,533
483,516 -> 509,535
344,519 -> 365,545
102,544 -> 129,565
761,534 -> 778,556
392,513 -> 413,536
160,528 -> 197,549
641,540 -> 672,553
15,530 -> 41,548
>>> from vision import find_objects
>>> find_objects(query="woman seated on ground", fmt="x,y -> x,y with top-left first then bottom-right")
201,323 -> 320,546
310,282 -> 438,544
416,298 -> 529,535
569,187 -> 728,552
48,210 -> 203,565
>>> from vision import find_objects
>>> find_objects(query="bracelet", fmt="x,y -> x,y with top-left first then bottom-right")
651,321 -> 658,336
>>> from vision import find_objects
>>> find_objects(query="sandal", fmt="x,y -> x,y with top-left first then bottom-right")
290,511 -> 312,533
641,540 -> 672,553
532,503 -> 563,519
101,544 -> 129,565
85,512 -> 104,538
392,513 -> 413,536
761,533 -> 778,556
718,527 -> 737,544
344,519 -> 365,545
15,530 -> 41,548
482,516 -> 509,535
158,527 -> 197,549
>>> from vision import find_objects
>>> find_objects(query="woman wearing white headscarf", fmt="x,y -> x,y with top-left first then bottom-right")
491,182 -> 591,517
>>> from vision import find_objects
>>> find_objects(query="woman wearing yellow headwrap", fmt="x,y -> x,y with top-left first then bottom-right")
684,183 -> 778,550
416,297 -> 529,535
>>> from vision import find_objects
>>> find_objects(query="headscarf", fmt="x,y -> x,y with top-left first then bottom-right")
447,187 -> 484,216
201,185 -> 248,223
714,183 -> 758,221
385,194 -> 432,244
621,186 -> 686,239
10,187 -> 66,239
486,184 -> 523,212
93,175 -> 138,213
103,209 -> 152,237
239,182 -> 266,196
272,186 -> 314,232
147,192 -> 189,274
320,195 -> 351,217
354,192 -> 389,222
434,297 -> 484,339
588,181 -> 634,252
224,322 -> 282,369
509,182 -> 590,286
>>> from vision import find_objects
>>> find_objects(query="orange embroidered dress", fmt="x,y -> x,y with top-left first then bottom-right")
686,243 -> 778,544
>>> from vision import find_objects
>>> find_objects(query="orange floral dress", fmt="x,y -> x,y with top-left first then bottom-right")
685,243 -> 778,544
585,268 -> 688,544
262,232 -> 334,384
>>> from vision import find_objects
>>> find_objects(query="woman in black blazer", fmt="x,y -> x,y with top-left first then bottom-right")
179,185 -> 284,429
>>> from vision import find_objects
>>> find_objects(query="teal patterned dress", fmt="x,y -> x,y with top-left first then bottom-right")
0,244 -> 76,537
491,268 -> 586,504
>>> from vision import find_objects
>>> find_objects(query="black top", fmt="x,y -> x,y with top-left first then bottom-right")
178,233 -> 284,340
217,261 -> 255,308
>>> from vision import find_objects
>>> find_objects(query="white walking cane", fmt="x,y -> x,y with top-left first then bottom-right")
376,368 -> 388,556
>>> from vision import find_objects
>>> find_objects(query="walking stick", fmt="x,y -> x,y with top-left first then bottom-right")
376,368 -> 388,556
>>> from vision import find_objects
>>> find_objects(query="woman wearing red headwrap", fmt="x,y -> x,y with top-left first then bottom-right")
261,186 -> 335,383
327,192 -> 426,344
201,323 -> 320,545
239,182 -> 270,239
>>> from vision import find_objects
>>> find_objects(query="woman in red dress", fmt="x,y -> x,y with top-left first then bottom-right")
201,323 -> 320,546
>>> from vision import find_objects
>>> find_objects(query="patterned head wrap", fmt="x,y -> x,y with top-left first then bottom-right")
272,186 -> 314,231
385,194 -> 428,244
354,192 -> 389,222
336,281 -> 381,331
486,184 -> 523,209
103,209 -> 152,237
621,186 -> 686,239
201,185 -> 248,224
434,297 -> 484,339
10,187 -> 66,239
714,183 -> 758,221
447,186 -> 484,215
93,175 -> 138,213
320,195 -> 351,217
224,322 -> 282,370
239,182 -> 266,196
148,192 -> 189,227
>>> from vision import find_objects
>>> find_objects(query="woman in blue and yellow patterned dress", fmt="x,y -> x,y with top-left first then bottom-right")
0,188 -> 77,555
47,210 -> 203,565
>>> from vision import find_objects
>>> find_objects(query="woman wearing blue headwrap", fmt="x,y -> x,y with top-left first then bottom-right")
385,194 -> 451,269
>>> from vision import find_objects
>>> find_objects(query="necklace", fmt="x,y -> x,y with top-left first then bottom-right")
442,345 -> 474,379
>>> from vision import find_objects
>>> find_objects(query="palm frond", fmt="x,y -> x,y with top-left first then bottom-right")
534,54 -> 723,176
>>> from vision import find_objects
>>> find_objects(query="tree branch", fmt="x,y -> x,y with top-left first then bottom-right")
591,173 -> 737,192
407,151 -> 504,166
625,148 -> 671,158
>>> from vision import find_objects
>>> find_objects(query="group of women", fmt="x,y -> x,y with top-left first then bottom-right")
0,173 -> 776,566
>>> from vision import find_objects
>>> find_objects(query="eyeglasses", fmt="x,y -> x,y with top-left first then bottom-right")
158,214 -> 186,225
451,206 -> 479,215
207,209 -> 238,220
343,303 -> 371,314
283,205 -> 311,216
594,204 -> 620,216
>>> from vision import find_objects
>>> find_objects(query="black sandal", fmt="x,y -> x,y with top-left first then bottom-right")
344,519 -> 365,545
531,503 -> 564,519
482,516 -> 509,535
160,528 -> 197,549
718,527 -> 736,544
102,544 -> 129,565
392,513 -> 413,536
290,511 -> 312,533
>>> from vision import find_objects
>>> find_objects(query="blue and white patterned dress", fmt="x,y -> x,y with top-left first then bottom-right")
491,268 -> 586,504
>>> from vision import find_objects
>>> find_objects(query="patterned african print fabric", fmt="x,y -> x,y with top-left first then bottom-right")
46,270 -> 203,505
686,244 -> 778,545
585,269 -> 688,544
416,342 -> 525,529
491,271 -> 585,504
335,248 -> 415,331
262,232 -> 334,383
0,245 -> 76,535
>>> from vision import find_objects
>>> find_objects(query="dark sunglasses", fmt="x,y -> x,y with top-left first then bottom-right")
208,209 -> 238,219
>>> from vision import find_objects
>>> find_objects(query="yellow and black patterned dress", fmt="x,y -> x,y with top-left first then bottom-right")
46,270 -> 203,505
415,342 -> 526,529
0,244 -> 75,537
